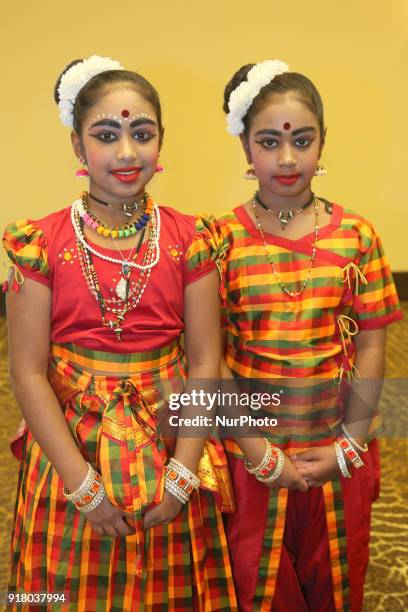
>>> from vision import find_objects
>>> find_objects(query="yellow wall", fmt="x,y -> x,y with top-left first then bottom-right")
2,0 -> 407,269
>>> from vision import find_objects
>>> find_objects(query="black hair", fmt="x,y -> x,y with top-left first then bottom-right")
54,59 -> 163,136
223,63 -> 324,138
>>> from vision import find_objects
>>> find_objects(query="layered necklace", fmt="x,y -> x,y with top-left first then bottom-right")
89,191 -> 147,220
71,196 -> 161,341
252,195 -> 319,297
254,190 -> 315,230
77,192 -> 153,239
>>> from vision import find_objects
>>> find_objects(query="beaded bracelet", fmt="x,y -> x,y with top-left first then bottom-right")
334,441 -> 351,478
63,463 -> 94,501
257,448 -> 285,484
337,435 -> 365,469
81,481 -> 106,513
164,458 -> 201,504
63,464 -> 105,512
244,438 -> 275,474
341,423 -> 368,453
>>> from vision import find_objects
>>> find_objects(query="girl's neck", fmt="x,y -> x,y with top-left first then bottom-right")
86,189 -> 147,227
257,185 -> 313,211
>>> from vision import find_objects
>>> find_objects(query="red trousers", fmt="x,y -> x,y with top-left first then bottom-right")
225,441 -> 379,611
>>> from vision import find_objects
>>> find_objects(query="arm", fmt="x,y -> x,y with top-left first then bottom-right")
293,328 -> 386,485
7,276 -> 134,537
144,269 -> 222,527
345,328 -> 386,441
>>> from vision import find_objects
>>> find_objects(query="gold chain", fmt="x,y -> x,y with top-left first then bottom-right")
252,196 -> 320,297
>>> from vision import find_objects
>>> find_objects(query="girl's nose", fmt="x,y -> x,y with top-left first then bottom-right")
116,135 -> 138,162
278,143 -> 296,167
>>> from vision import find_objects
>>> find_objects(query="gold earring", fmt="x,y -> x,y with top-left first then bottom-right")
314,164 -> 327,176
244,164 -> 257,180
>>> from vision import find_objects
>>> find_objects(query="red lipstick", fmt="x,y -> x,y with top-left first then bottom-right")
274,174 -> 300,186
111,166 -> 141,183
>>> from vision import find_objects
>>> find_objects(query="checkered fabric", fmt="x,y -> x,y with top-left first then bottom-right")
8,342 -> 237,611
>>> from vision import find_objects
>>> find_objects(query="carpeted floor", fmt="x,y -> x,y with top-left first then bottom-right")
0,308 -> 407,611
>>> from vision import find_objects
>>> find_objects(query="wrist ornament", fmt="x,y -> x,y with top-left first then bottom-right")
164,458 -> 200,504
334,441 -> 352,478
63,462 -> 105,512
336,434 -> 365,469
341,423 -> 368,453
244,438 -> 285,483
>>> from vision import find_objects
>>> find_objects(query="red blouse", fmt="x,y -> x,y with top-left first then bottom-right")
3,204 -> 216,353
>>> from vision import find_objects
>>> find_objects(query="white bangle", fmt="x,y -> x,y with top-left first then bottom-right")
164,480 -> 189,504
63,463 -> 95,501
341,423 -> 368,453
81,482 -> 106,513
334,442 -> 351,478
168,458 -> 200,488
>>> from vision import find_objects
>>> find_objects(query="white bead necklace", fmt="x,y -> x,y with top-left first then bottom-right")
70,198 -> 161,270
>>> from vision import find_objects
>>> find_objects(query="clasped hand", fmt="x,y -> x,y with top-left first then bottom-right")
270,445 -> 339,491
85,491 -> 183,537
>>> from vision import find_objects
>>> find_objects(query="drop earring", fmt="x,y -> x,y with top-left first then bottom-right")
155,164 -> 164,173
314,164 -> 326,176
75,157 -> 89,178
244,163 -> 257,180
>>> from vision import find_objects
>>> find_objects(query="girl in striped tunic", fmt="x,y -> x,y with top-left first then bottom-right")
215,60 -> 402,611
3,56 -> 236,611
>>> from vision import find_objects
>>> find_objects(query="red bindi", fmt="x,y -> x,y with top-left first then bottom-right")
121,109 -> 130,118
283,122 -> 291,130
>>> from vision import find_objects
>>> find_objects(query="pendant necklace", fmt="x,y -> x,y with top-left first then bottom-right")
88,192 -> 148,220
254,191 -> 315,230
112,227 -> 146,300
252,195 -> 320,297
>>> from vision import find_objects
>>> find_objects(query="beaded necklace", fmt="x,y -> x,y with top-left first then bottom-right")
71,198 -> 161,270
71,199 -> 160,341
78,193 -> 153,239
252,196 -> 320,298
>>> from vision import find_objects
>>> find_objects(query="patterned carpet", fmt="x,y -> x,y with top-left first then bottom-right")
0,308 -> 407,611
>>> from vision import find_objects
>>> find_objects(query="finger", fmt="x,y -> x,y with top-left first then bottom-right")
292,450 -> 316,461
114,517 -> 135,537
296,478 -> 309,492
296,465 -> 315,478
103,525 -> 118,538
91,524 -> 105,537
291,459 -> 312,469
308,481 -> 323,487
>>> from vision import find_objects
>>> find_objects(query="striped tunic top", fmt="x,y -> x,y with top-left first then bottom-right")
214,200 -> 402,449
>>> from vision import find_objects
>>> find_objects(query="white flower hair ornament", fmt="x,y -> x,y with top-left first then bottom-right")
226,60 -> 290,136
58,55 -> 124,128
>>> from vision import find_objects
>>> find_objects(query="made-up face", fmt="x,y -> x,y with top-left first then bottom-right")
72,86 -> 161,203
243,92 -> 323,203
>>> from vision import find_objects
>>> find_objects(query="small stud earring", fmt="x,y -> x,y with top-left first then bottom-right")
155,164 -> 164,173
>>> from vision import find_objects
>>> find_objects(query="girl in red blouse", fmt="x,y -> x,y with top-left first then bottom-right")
3,56 -> 236,611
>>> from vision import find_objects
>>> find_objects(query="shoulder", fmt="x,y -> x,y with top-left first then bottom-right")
335,204 -> 379,252
157,205 -> 196,244
3,206 -> 71,244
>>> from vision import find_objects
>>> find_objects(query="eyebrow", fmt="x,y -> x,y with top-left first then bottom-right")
89,118 -> 157,129
254,126 -> 317,137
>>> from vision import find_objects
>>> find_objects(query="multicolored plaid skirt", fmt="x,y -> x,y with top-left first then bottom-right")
8,341 -> 237,611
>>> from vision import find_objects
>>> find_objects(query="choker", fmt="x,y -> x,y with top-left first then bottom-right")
254,191 -> 315,230
89,192 -> 148,219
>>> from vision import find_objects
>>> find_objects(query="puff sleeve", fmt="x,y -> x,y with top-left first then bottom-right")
3,219 -> 50,289
352,229 -> 402,329
184,215 -> 225,285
